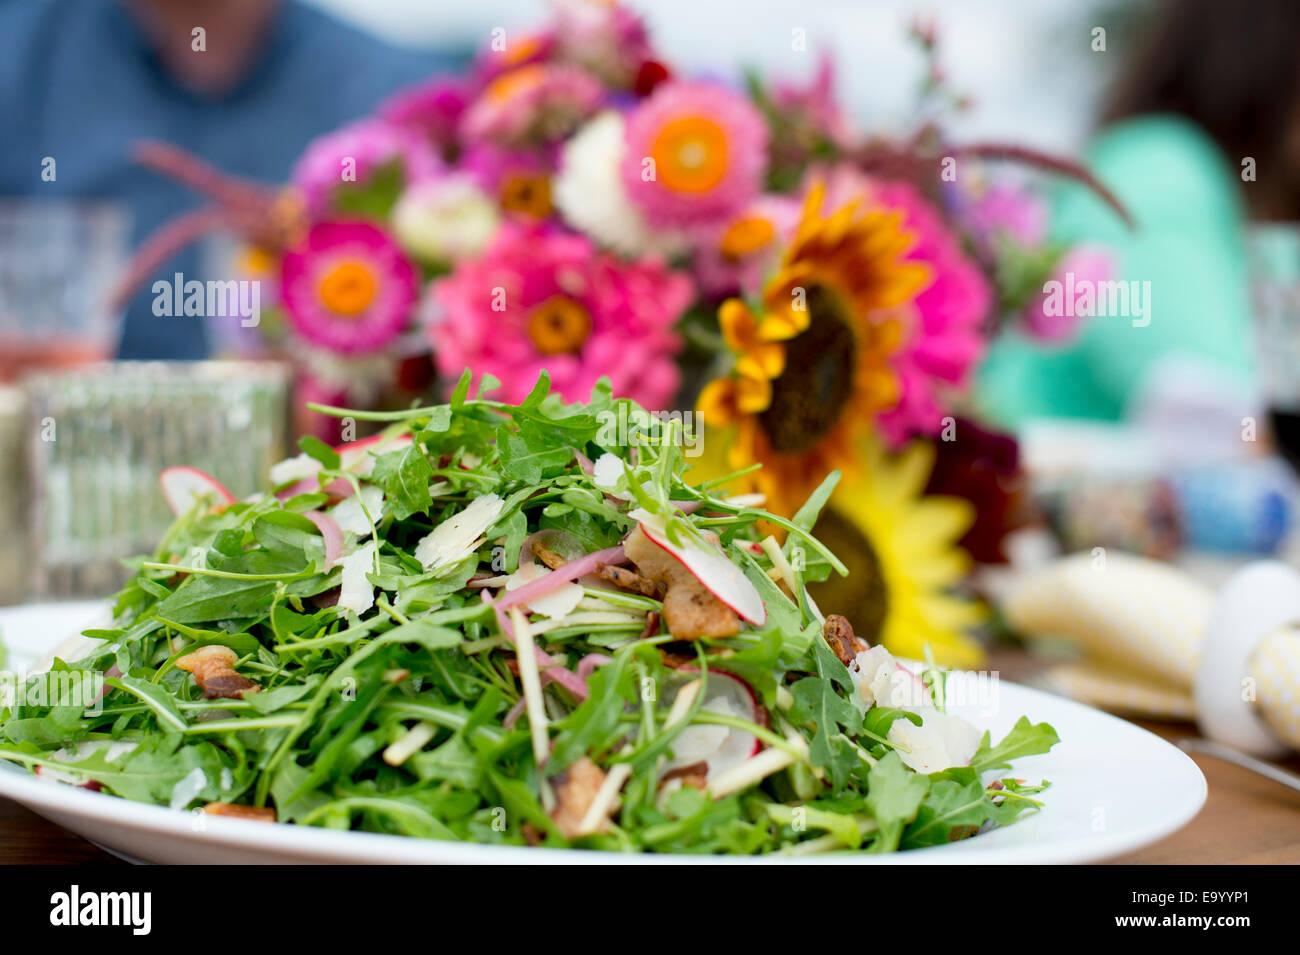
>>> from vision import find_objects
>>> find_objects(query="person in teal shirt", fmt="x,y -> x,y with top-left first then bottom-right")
977,0 -> 1300,429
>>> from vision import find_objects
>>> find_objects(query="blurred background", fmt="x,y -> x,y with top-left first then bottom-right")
3,0 -> 1300,605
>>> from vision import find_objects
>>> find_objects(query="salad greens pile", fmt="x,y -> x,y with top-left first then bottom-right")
0,372 -> 1057,854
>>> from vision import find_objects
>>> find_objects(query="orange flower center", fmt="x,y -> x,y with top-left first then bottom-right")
317,261 -> 377,317
503,33 -> 545,67
487,64 -> 545,103
719,216 -> 776,261
500,172 -> 553,219
527,296 -> 591,354
650,116 -> 728,194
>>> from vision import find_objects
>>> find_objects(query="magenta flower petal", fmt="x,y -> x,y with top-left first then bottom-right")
281,221 -> 419,355
428,223 -> 690,407
621,81 -> 767,230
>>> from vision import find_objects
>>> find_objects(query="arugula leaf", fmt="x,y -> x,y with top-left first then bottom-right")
865,751 -> 930,851
969,717 -> 1060,774
900,776 -> 990,849
107,675 -> 187,732
371,443 -> 435,520
298,435 -> 340,469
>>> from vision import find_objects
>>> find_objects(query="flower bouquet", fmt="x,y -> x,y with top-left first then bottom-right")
117,1 -> 1125,665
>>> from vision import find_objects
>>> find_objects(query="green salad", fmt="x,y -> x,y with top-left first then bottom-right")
0,372 -> 1057,854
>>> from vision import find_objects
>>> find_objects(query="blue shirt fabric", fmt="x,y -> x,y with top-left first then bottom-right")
0,0 -> 466,359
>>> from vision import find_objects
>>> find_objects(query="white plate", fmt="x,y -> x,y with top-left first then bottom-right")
0,602 -> 1206,864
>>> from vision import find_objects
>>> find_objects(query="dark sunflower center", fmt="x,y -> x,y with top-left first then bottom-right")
807,508 -> 888,646
757,284 -> 857,453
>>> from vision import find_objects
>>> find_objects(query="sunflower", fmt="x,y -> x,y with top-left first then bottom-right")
808,437 -> 986,668
697,184 -> 930,517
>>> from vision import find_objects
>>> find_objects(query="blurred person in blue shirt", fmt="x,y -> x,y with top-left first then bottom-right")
0,0 -> 467,360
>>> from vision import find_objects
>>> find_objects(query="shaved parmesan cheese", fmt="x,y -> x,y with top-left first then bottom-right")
269,453 -> 323,486
331,485 -> 385,537
338,542 -> 377,615
414,493 -> 505,572
888,710 -> 981,774
592,452 -> 628,491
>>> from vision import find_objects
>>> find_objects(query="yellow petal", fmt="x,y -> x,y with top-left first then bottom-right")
734,375 -> 773,414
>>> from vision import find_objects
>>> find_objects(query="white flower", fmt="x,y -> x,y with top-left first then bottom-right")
392,174 -> 500,263
553,111 -> 685,258
331,485 -> 385,538
338,541 -> 378,616
414,493 -> 505,572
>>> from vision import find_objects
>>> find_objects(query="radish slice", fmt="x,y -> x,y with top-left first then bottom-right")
159,466 -> 235,516
303,511 -> 344,567
629,508 -> 765,626
269,453 -> 323,486
663,668 -> 761,781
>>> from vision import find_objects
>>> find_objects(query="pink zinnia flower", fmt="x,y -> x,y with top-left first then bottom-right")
1023,244 -> 1113,344
379,76 -> 473,158
872,180 -> 991,445
292,119 -> 442,215
461,63 -> 603,147
281,221 -> 419,355
429,223 -> 691,407
621,81 -> 767,230
462,142 -> 558,219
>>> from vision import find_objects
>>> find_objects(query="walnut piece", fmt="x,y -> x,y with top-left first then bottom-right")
622,526 -> 739,639
202,802 -> 276,822
549,756 -> 610,839
175,645 -> 260,700
822,614 -> 867,666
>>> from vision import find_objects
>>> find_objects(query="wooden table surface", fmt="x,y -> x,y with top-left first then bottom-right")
2,647 -> 1298,864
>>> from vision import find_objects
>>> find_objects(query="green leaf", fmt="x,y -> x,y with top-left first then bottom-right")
298,435 -> 340,469
379,617 -> 464,651
968,717 -> 1060,774
106,675 -> 188,732
865,751 -> 930,852
787,675 -> 860,789
901,777 -> 989,849
791,471 -> 840,533
371,443 -> 435,520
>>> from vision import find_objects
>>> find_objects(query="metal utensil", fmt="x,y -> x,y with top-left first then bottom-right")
1177,737 -> 1300,793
